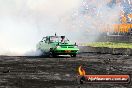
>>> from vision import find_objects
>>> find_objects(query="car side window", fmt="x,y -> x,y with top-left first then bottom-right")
40,37 -> 46,43
45,37 -> 50,43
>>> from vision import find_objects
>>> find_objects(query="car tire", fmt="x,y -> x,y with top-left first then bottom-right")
49,51 -> 57,58
52,53 -> 57,57
71,54 -> 76,57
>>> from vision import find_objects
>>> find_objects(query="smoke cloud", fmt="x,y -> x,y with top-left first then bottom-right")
0,0 -> 81,56
0,0 -> 125,56
68,0 -> 122,42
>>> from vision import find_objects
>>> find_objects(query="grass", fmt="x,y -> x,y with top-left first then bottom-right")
83,42 -> 132,48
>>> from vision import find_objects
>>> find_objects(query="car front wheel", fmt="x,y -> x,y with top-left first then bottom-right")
71,54 -> 76,57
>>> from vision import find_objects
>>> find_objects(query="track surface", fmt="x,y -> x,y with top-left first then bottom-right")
0,53 -> 132,88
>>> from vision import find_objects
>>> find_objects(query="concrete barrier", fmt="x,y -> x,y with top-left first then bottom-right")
79,46 -> 132,55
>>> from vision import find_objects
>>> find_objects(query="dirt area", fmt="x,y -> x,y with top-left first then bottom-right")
0,53 -> 131,88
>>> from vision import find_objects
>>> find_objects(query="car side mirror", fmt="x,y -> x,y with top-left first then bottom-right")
44,40 -> 46,43
75,42 -> 77,45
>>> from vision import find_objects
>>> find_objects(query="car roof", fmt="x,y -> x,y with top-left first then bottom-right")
46,36 -> 65,37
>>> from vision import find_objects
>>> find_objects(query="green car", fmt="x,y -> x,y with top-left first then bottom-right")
36,34 -> 79,57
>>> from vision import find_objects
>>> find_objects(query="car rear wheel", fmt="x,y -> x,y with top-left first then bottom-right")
52,53 -> 57,57
49,52 -> 57,57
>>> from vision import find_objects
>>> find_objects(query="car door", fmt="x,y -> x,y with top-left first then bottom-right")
40,37 -> 51,52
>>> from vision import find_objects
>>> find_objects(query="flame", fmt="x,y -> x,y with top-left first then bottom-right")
78,66 -> 86,76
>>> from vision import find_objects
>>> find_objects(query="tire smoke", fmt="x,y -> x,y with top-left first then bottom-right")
0,0 -> 126,56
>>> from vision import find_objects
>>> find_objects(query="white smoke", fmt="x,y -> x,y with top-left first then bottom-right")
0,0 -> 125,56
0,0 -> 81,56
66,0 -> 122,42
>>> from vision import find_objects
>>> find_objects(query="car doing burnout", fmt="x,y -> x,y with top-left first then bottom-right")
37,34 -> 79,57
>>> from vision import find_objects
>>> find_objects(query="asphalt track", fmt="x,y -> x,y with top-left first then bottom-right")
0,53 -> 132,88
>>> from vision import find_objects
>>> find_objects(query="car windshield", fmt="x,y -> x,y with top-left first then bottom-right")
50,36 -> 69,43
